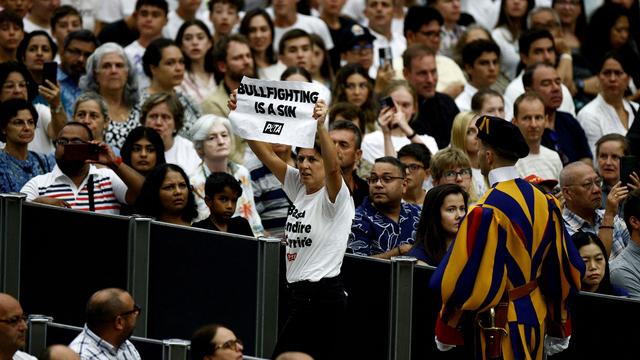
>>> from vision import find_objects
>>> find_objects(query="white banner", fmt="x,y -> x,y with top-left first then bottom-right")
228,76 -> 328,148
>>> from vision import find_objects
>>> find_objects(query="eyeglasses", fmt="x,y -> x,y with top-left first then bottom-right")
566,176 -> 602,191
214,339 -> 243,352
54,137 -> 87,146
417,30 -> 441,38
0,314 -> 28,327
404,163 -> 424,172
443,168 -> 472,181
368,175 -> 404,185
118,304 -> 141,317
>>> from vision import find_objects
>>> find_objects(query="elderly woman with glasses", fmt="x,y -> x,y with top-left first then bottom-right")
80,43 -> 140,149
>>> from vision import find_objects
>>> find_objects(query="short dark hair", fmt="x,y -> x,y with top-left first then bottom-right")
513,91 -> 545,119
522,61 -> 554,89
330,120 -> 363,149
60,122 -> 94,141
0,98 -> 38,142
0,9 -> 23,30
142,37 -> 177,78
17,31 -> 58,64
63,29 -> 99,51
278,29 -> 311,56
50,5 -> 81,31
135,164 -> 199,222
0,61 -> 38,101
480,138 -> 520,163
403,44 -> 436,71
204,172 -> 243,199
135,0 -> 169,14
595,133 -> 629,158
397,143 -> 432,168
518,28 -> 554,56
213,33 -> 251,75
374,156 -> 406,175
598,50 -> 632,76
328,102 -> 364,131
190,324 -> 222,360
624,190 -> 640,233
120,126 -> 167,172
208,0 -> 244,12
404,6 -> 443,38
462,39 -> 500,67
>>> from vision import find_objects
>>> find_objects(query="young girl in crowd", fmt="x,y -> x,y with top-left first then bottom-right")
120,126 -> 166,177
492,0 -> 534,80
408,184 -> 468,266
333,64 -> 377,133
239,9 -> 280,80
470,88 -> 506,118
175,20 -> 216,108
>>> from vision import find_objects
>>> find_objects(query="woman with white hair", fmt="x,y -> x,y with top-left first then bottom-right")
189,114 -> 264,237
79,42 -> 140,149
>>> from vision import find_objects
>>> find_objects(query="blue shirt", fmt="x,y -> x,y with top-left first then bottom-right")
348,197 -> 421,256
563,207 -> 630,260
58,68 -> 81,119
542,111 -> 592,165
0,151 -> 55,193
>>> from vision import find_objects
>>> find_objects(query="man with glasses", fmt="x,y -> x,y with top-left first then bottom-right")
58,30 -> 99,118
432,115 -> 583,359
397,143 -> 431,206
348,156 -> 421,258
69,288 -> 142,360
430,147 -> 474,197
20,122 -> 144,215
0,293 -> 37,360
561,161 -> 630,259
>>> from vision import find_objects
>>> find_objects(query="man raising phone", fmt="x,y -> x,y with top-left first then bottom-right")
20,122 -> 145,215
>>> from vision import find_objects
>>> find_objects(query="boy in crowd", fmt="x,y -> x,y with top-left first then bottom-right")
209,0 -> 241,43
0,10 -> 24,63
193,172 -> 254,237
51,5 -> 82,58
124,0 -> 168,91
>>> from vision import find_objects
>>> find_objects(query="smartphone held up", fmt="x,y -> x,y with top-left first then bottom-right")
63,142 -> 101,162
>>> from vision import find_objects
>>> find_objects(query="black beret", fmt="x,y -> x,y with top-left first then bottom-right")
475,115 -> 529,159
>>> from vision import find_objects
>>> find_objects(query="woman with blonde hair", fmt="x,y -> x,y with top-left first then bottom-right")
450,111 -> 487,197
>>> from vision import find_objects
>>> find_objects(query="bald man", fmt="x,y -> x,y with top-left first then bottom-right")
560,162 -> 630,259
69,288 -> 141,360
275,352 -> 314,360
0,293 -> 37,360
41,345 -> 80,360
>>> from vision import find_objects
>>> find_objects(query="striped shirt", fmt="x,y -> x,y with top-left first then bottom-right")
69,326 -> 141,360
20,165 -> 127,214
563,207 -> 630,260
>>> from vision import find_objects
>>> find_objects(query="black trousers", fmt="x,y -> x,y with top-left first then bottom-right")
271,275 -> 348,360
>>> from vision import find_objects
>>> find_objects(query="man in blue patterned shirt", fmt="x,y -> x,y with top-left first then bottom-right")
561,161 -> 630,259
69,288 -> 141,360
348,156 -> 421,258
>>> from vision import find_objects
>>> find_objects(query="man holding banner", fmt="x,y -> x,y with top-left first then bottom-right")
229,77 -> 354,360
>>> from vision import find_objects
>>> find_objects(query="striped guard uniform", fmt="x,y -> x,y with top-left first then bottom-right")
431,175 -> 584,360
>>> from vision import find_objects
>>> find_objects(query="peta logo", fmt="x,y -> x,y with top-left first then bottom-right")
263,121 -> 284,135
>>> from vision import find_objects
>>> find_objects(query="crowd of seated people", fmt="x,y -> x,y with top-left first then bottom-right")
1,0 -> 640,357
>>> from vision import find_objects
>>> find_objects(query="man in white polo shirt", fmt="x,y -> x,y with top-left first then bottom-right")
20,122 -> 145,215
